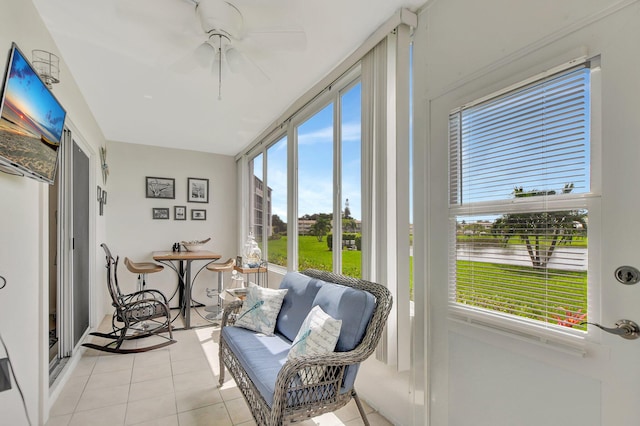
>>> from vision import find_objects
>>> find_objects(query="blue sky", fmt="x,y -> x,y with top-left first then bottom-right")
256,83 -> 362,223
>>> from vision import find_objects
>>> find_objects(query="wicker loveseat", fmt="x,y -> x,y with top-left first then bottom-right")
218,269 -> 392,425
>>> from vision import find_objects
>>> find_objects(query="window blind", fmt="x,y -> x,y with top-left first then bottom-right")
448,63 -> 590,332
450,66 -> 590,205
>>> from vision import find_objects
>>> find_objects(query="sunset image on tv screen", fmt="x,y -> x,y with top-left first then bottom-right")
0,46 -> 66,182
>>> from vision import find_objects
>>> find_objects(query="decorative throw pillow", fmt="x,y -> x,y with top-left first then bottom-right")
234,283 -> 288,336
288,305 -> 342,385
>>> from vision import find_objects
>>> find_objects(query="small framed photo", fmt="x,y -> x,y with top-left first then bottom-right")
191,209 -> 206,220
174,205 -> 186,221
97,185 -> 102,202
187,177 -> 209,203
146,177 -> 175,199
152,207 -> 170,220
102,191 -> 107,205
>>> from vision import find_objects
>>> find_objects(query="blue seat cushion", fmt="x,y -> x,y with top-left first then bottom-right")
223,325 -> 339,407
275,272 -> 324,342
223,326 -> 291,406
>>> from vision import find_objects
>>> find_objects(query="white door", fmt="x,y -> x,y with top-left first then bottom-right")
415,1 -> 640,425
597,30 -> 640,421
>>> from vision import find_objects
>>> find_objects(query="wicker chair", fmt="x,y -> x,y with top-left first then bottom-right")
218,269 -> 393,425
82,244 -> 176,354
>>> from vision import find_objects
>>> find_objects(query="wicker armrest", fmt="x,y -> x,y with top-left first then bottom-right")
220,299 -> 244,327
274,347 -> 365,391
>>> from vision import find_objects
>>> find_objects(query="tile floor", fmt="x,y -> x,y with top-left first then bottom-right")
46,310 -> 392,426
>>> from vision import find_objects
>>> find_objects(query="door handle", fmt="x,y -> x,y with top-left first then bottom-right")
582,319 -> 640,340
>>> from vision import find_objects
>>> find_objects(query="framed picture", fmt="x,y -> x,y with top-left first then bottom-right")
146,177 -> 175,199
187,177 -> 209,203
174,205 -> 186,221
97,185 -> 102,202
152,207 -> 170,220
191,209 -> 206,220
102,191 -> 107,205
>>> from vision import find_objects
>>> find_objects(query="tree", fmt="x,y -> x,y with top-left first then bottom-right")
491,184 -> 586,268
310,217 -> 331,242
271,214 -> 287,234
343,218 -> 357,233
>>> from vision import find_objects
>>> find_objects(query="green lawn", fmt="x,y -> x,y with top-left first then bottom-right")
268,235 -> 586,328
456,260 -> 587,329
267,235 -> 360,273
268,235 -> 414,297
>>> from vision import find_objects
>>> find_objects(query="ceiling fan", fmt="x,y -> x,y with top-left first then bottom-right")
187,0 -> 307,99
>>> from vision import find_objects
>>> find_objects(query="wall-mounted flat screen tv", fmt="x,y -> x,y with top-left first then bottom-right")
0,43 -> 66,184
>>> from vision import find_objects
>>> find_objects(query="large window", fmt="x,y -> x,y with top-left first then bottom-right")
341,83 -> 362,277
448,62 -> 594,336
295,81 -> 363,276
297,102 -> 334,272
246,73 -> 362,277
267,137 -> 288,267
248,137 -> 288,267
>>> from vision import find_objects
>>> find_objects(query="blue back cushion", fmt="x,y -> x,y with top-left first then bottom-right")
312,281 -> 376,392
276,272 -> 324,342
311,282 -> 375,352
275,271 -> 377,393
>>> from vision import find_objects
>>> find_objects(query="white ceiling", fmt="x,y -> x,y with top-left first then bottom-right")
31,0 -> 424,156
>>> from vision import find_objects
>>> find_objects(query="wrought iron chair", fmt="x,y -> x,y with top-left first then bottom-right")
82,243 -> 176,354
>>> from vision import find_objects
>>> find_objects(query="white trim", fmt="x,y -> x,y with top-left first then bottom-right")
448,312 -> 587,357
449,193 -> 594,216
333,85 -> 342,274
360,48 -> 374,282
287,117 -> 297,271
395,23 -> 412,372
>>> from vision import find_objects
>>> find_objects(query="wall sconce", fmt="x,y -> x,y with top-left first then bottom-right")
32,49 -> 60,89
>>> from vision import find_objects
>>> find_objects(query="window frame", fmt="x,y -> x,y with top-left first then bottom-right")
246,67 -> 362,275
447,57 -> 602,347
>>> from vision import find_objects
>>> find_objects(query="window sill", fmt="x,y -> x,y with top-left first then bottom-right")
448,305 -> 587,357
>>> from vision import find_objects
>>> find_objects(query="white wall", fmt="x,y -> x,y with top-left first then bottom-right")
413,0 -> 640,425
106,141 -> 237,309
0,1 -> 107,424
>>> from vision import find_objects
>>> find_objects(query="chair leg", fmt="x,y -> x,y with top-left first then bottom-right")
352,389 -> 370,426
218,340 -> 226,387
206,271 -> 225,320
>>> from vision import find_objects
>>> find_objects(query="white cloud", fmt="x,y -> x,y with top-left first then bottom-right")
297,121 -> 361,146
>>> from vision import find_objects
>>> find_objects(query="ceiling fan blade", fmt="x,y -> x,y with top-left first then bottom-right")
244,28 -> 307,51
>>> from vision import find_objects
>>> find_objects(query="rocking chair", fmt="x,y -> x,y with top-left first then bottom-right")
82,243 -> 176,354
